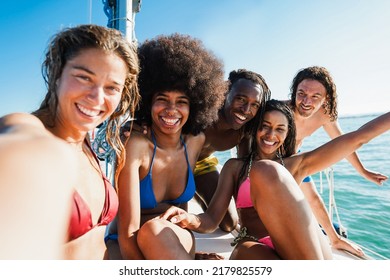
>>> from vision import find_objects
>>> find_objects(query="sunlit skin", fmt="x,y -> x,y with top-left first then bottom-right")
256,111 -> 288,160
253,109 -> 375,257
289,75 -> 387,254
56,48 -> 128,259
195,78 -> 263,232
117,88 -> 206,260
199,78 -> 263,158
151,91 -> 190,136
159,108 -> 390,259
51,48 -> 126,142
294,79 -> 327,118
222,79 -> 262,131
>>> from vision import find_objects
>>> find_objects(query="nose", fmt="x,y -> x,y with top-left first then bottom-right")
303,96 -> 311,105
241,102 -> 251,114
165,102 -> 177,115
87,85 -> 105,105
266,128 -> 276,138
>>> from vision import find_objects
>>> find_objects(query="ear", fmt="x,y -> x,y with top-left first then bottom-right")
322,98 -> 330,114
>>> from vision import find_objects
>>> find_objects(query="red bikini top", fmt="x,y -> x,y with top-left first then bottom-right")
67,144 -> 118,241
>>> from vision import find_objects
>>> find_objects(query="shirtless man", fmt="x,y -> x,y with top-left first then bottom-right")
287,66 -> 386,185
284,66 -> 387,249
194,69 -> 271,232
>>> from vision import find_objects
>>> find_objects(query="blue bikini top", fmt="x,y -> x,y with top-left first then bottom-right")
139,132 -> 196,209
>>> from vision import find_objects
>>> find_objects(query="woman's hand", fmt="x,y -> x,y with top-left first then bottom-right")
158,206 -> 200,230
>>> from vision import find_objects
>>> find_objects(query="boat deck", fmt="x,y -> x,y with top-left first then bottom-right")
189,199 -> 366,260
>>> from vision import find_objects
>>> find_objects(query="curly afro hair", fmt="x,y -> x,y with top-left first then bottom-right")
136,33 -> 227,135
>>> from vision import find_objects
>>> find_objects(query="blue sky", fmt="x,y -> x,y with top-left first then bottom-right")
1,0 -> 389,117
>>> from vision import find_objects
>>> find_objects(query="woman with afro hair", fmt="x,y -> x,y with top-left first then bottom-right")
116,33 -> 227,259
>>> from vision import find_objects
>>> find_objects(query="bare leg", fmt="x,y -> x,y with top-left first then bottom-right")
250,160 -> 332,259
195,170 -> 239,232
137,219 -> 195,259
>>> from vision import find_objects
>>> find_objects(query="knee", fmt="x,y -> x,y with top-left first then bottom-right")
252,160 -> 285,178
249,160 -> 302,203
250,160 -> 288,193
137,219 -> 164,249
138,219 -> 162,241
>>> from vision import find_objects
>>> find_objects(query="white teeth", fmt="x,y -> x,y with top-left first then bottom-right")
234,113 -> 247,121
161,117 -> 179,125
263,140 -> 275,146
76,104 -> 100,117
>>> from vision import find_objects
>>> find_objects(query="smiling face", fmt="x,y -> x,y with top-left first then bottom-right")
294,79 -> 327,118
151,90 -> 190,135
55,48 -> 127,137
223,78 -> 262,130
256,110 -> 289,159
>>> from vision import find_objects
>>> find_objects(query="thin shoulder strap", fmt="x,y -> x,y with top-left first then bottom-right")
181,135 -> 191,165
246,155 -> 253,178
149,130 -> 158,169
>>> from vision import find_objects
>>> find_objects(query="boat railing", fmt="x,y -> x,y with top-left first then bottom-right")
318,167 -> 347,237
318,167 -> 389,260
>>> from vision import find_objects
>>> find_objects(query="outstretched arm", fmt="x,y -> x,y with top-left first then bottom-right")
299,112 -> 390,181
0,113 -> 76,259
323,119 -> 387,185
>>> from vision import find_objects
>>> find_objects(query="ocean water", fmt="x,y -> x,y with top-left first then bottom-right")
215,113 -> 390,260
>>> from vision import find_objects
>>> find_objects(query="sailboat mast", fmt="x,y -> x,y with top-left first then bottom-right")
103,0 -> 141,44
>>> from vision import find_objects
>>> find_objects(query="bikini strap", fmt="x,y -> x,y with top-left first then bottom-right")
246,154 -> 253,178
149,130 -> 158,169
181,135 -> 190,165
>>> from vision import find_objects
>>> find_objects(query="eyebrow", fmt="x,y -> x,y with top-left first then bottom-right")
156,92 -> 189,99
73,65 -> 94,75
263,119 -> 287,127
72,65 -> 124,86
236,94 -> 260,102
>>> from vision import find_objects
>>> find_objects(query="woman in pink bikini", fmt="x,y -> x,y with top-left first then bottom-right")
161,100 -> 389,259
0,24 -> 140,259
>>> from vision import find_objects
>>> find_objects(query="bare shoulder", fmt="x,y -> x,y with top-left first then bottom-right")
184,132 -> 206,148
0,113 -> 75,162
0,113 -> 46,135
314,107 -> 332,124
221,158 -> 244,173
125,130 -> 150,148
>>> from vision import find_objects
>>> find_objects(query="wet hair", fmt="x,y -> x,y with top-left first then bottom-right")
238,99 -> 296,184
289,66 -> 338,121
33,24 -> 140,184
226,69 -> 271,136
136,33 -> 226,135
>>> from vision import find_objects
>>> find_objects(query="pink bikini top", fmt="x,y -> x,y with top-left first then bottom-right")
236,155 -> 285,209
235,177 -> 254,209
235,155 -> 254,209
